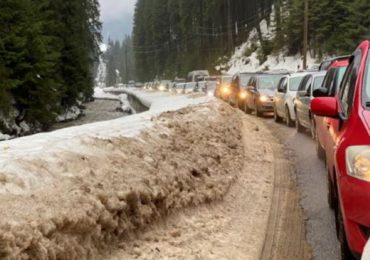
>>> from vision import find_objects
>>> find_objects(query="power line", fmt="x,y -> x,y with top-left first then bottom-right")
132,8 -> 269,52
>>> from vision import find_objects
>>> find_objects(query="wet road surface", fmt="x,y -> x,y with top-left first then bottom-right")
264,118 -> 340,260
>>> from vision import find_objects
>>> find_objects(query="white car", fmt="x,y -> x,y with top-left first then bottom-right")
273,72 -> 307,126
199,81 -> 217,96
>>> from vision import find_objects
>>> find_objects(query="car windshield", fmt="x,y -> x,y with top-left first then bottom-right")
289,76 -> 304,91
240,74 -> 252,86
258,75 -> 283,90
313,76 -> 325,90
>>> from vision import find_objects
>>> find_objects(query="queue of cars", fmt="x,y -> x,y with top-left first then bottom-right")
139,41 -> 370,259
143,70 -> 220,95
216,41 -> 370,260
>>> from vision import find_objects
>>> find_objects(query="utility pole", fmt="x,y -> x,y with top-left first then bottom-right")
227,0 -> 233,50
303,0 -> 309,70
124,44 -> 129,84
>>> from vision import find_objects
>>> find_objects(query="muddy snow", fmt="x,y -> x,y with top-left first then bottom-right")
0,99 -> 252,259
105,117 -> 275,260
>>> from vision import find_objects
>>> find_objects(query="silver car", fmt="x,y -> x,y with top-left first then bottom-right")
273,72 -> 307,126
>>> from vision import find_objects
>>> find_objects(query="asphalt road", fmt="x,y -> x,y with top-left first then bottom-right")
263,117 -> 340,260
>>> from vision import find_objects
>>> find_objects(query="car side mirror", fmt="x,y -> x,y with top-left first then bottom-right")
297,90 -> 308,97
313,88 -> 329,98
311,97 -> 338,118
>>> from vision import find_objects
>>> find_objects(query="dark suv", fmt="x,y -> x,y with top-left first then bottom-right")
243,72 -> 288,116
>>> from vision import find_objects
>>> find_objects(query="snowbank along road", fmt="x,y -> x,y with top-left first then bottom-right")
0,89 -> 313,259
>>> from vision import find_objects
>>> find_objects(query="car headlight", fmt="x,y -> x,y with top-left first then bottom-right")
222,86 -> 230,94
239,90 -> 247,99
346,146 -> 370,182
259,95 -> 269,102
207,91 -> 214,97
158,85 -> 166,91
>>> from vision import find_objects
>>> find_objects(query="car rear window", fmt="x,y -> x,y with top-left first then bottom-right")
289,76 -> 304,91
313,76 -> 325,90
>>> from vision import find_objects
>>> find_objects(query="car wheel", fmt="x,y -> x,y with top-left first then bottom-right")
310,117 -> 316,140
295,113 -> 305,133
316,133 -> 326,161
244,103 -> 252,114
228,95 -> 233,106
337,207 -> 356,260
235,98 -> 239,108
256,106 -> 263,117
327,174 -> 336,210
274,106 -> 282,123
285,107 -> 294,127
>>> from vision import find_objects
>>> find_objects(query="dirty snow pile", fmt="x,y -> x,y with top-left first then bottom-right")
219,17 -> 316,74
0,91 -> 243,259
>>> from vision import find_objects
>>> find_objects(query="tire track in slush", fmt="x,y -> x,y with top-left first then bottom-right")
260,136 -> 312,260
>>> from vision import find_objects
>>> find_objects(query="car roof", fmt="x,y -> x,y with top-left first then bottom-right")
238,72 -> 256,75
287,72 -> 309,78
308,71 -> 327,78
319,55 -> 350,70
329,59 -> 349,69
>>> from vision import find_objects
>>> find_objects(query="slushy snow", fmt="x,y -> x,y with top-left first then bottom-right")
0,89 -> 245,259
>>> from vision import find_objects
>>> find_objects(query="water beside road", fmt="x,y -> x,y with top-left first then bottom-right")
52,99 -> 128,130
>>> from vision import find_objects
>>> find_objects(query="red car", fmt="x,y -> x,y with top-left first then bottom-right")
314,57 -> 349,160
311,40 -> 370,259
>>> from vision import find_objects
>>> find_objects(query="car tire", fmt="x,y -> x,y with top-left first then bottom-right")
327,174 -> 336,210
235,98 -> 239,108
274,106 -> 282,123
338,207 -> 356,260
295,112 -> 305,133
285,107 -> 294,127
228,95 -> 233,106
256,106 -> 263,117
244,103 -> 252,114
316,134 -> 326,161
310,117 -> 316,140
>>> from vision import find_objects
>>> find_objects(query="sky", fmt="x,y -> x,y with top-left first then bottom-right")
99,0 -> 137,42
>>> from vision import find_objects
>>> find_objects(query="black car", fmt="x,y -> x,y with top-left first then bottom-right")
243,72 -> 288,116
